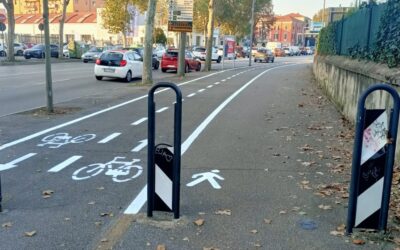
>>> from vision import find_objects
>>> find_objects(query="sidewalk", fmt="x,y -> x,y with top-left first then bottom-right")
93,64 -> 398,249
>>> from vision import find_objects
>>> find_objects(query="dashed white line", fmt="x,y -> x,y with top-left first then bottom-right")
156,107 -> 169,113
187,93 -> 196,98
227,77 -> 232,79
98,133 -> 121,143
221,79 -> 226,82
131,117 -> 148,126
131,139 -> 148,152
198,89 -> 205,93
207,85 -> 213,88
214,82 -> 220,85
48,155 -> 82,173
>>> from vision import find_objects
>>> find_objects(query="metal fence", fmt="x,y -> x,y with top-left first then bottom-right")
334,3 -> 386,56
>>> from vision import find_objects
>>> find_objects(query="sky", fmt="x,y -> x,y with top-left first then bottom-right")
273,0 -> 355,18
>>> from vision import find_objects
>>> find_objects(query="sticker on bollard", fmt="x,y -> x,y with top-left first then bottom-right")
154,144 -> 174,212
347,84 -> 400,234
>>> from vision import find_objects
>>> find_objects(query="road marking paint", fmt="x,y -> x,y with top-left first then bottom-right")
214,82 -> 220,85
0,153 -> 37,171
187,93 -> 196,98
131,139 -> 148,152
227,77 -> 231,79
48,155 -> 82,173
131,117 -> 147,126
173,98 -> 185,104
0,65 -> 255,151
125,63 -> 296,214
98,133 -> 121,144
198,89 -> 205,93
156,107 -> 169,113
124,185 -> 147,214
221,79 -> 226,82
207,85 -> 213,88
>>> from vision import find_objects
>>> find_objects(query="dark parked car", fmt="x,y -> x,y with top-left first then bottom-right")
254,48 -> 275,63
123,47 -> 159,70
161,49 -> 201,73
23,44 -> 59,59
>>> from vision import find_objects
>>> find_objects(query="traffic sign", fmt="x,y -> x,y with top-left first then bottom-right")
168,0 -> 193,32
0,22 -> 6,32
38,23 -> 44,31
0,14 -> 6,23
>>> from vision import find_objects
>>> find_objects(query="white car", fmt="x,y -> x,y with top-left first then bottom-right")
94,50 -> 143,82
193,47 -> 221,63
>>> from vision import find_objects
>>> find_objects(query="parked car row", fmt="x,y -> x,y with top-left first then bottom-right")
0,42 -> 32,57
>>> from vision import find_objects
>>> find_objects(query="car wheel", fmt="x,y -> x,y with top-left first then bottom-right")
254,59 -> 257,63
17,50 -> 23,56
83,60 -> 88,63
95,76 -> 103,80
161,68 -> 167,73
271,58 -> 274,63
196,63 -> 201,71
125,70 -> 132,82
154,61 -> 159,70
217,57 -> 221,63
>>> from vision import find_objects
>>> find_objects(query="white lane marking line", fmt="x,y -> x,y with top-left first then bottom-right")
355,177 -> 384,226
198,89 -> 205,93
131,117 -> 147,126
124,185 -> 147,214
131,139 -> 148,152
48,155 -> 82,173
214,82 -> 220,85
227,77 -> 231,79
125,64 -> 295,214
98,133 -> 121,144
156,107 -> 169,113
187,93 -> 196,98
173,98 -> 185,104
207,85 -> 213,88
221,79 -> 226,82
0,68 -> 241,151
0,153 -> 37,171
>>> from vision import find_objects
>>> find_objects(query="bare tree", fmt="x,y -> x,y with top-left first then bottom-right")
142,0 -> 158,85
59,0 -> 70,58
204,0 -> 214,72
0,0 -> 15,61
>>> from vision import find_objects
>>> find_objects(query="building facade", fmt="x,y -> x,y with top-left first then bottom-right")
267,13 -> 308,47
13,0 -> 104,14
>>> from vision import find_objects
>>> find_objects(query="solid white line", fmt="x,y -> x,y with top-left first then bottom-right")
131,117 -> 147,126
124,185 -> 147,214
156,107 -> 169,113
207,85 -> 213,88
198,89 -> 205,93
355,177 -> 384,226
48,155 -> 82,173
0,153 -> 37,171
98,133 -> 121,143
187,93 -> 196,98
124,64 -> 295,214
0,68 -> 238,152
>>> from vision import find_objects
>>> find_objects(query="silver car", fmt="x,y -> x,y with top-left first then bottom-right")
82,47 -> 105,63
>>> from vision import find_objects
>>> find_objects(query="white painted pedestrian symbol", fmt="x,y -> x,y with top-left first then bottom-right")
186,169 -> 224,189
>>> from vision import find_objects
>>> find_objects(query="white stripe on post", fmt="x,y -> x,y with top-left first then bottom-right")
155,165 -> 172,209
355,177 -> 384,226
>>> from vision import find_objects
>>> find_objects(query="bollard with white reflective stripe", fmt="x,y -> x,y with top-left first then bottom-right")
147,82 -> 182,219
0,174 -> 2,212
347,84 -> 400,234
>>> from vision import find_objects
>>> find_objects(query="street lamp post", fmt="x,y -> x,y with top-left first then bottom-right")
322,0 -> 326,26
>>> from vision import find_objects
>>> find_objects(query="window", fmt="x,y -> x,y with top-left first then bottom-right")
274,33 -> 279,40
133,52 -> 142,61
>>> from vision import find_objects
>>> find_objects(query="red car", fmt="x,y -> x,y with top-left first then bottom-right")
161,49 -> 201,73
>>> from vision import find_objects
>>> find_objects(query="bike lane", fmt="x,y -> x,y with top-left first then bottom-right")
0,63 -> 285,249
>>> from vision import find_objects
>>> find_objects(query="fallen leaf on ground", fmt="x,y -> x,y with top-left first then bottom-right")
264,219 -> 272,224
2,222 -> 12,228
250,229 -> 258,234
100,238 -> 108,242
88,201 -> 96,205
254,243 -> 262,247
330,230 -> 344,237
279,210 -> 287,215
64,218 -> 71,221
215,209 -> 231,216
298,211 -> 307,215
42,190 -> 54,198
318,204 -> 332,210
182,237 -> 189,241
24,231 -> 37,237
157,244 -> 166,250
194,219 -> 205,226
100,213 -> 110,217
352,239 -> 365,245
336,224 -> 346,231
96,186 -> 105,190
95,221 -> 102,226
203,248 -> 220,250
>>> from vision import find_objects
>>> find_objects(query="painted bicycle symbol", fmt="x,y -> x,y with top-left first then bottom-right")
72,157 -> 143,183
37,132 -> 96,148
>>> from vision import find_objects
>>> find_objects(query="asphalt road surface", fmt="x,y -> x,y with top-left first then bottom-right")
0,56 -> 382,250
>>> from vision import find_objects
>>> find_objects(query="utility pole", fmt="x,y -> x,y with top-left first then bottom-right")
43,0 -> 54,113
177,32 -> 186,77
249,0 -> 255,67
322,0 -> 326,26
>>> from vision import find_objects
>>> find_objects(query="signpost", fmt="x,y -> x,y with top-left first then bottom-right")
0,22 -> 6,57
0,14 -> 6,23
38,23 -> 44,44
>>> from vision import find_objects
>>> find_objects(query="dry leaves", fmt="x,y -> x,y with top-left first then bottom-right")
88,201 -> 96,205
24,231 -> 37,237
330,230 -> 344,237
203,248 -> 220,250
2,222 -> 12,228
100,238 -> 108,242
318,204 -> 332,210
157,244 -> 166,250
100,212 -> 113,217
352,239 -> 365,245
194,219 -> 205,226
279,210 -> 287,215
215,209 -> 231,216
42,190 -> 54,199
250,229 -> 258,234
264,219 -> 272,224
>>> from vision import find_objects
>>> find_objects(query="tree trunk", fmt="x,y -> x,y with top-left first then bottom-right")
204,0 -> 215,72
142,0 -> 158,85
3,1 -> 15,61
59,0 -> 69,58
122,32 -> 127,47
177,32 -> 186,77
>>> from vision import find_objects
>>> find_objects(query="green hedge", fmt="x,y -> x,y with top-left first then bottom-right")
317,24 -> 336,56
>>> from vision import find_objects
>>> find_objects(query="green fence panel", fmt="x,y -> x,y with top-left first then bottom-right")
369,4 -> 387,48
341,8 -> 371,55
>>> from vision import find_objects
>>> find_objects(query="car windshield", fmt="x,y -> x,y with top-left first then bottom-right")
32,44 -> 45,50
194,48 -> 206,52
